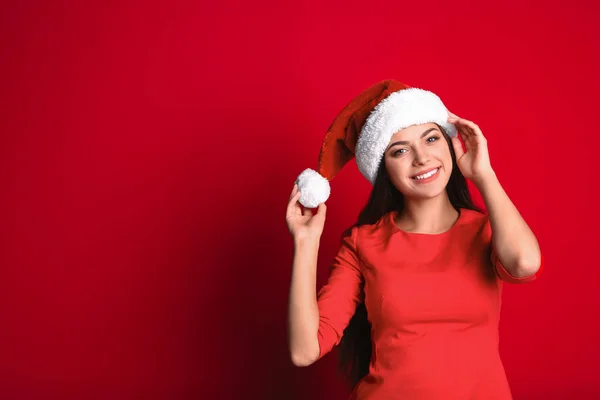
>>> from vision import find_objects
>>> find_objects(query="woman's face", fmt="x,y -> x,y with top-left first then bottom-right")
383,122 -> 453,200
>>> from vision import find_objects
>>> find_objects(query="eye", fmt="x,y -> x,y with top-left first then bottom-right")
427,135 -> 440,143
393,148 -> 407,156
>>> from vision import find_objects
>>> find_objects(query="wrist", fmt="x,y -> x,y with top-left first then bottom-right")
472,169 -> 498,189
294,235 -> 320,249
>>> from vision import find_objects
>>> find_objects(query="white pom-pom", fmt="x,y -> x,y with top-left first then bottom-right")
295,168 -> 330,208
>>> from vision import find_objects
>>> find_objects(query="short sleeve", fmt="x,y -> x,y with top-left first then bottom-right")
492,246 -> 543,284
316,226 -> 364,360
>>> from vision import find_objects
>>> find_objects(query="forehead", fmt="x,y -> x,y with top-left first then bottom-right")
390,122 -> 440,141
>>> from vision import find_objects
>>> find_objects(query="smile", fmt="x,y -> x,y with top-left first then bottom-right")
411,167 -> 440,182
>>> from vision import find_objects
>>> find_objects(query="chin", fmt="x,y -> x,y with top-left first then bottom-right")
410,188 -> 446,200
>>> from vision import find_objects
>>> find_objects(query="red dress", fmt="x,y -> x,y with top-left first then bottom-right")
316,208 -> 542,399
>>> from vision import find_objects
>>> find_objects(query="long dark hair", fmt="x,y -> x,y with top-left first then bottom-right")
336,124 -> 482,388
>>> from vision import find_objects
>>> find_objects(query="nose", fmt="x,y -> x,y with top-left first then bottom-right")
412,147 -> 431,166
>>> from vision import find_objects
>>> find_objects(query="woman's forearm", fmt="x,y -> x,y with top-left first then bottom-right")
474,170 -> 542,277
288,238 -> 321,367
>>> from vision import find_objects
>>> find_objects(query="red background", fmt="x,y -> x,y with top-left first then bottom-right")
1,0 -> 599,399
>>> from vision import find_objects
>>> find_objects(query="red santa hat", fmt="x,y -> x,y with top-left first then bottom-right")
295,79 -> 457,208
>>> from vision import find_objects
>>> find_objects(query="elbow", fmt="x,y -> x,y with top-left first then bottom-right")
291,354 -> 315,367
290,348 -> 319,367
515,256 -> 542,278
511,266 -> 539,279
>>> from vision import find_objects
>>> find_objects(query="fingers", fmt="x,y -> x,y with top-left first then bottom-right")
287,183 -> 328,223
449,116 -> 483,137
448,117 -> 487,150
456,125 -> 471,142
303,207 -> 313,218
318,202 -> 327,219
459,124 -> 486,148
449,118 -> 471,146
460,122 -> 477,137
289,183 -> 298,201
312,202 -> 327,222
307,202 -> 327,229
286,186 -> 302,216
451,136 -> 465,159
464,120 -> 481,136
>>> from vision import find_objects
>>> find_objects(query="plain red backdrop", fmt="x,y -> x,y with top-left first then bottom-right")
1,0 -> 599,399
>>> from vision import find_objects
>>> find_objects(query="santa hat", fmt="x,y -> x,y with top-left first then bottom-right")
295,79 -> 458,208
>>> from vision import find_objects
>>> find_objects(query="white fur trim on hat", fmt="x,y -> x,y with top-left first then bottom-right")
295,168 -> 331,208
355,88 -> 457,185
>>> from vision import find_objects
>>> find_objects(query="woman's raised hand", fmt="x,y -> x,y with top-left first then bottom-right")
286,184 -> 327,242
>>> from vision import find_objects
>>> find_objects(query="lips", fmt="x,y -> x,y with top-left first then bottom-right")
411,166 -> 441,179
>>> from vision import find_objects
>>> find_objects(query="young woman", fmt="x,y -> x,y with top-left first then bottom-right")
286,80 -> 542,399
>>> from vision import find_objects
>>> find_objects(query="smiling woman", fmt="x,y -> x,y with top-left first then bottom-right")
287,79 -> 542,400
384,123 -> 452,199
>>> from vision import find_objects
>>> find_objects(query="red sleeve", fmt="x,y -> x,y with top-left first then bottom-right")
316,226 -> 364,360
492,246 -> 543,283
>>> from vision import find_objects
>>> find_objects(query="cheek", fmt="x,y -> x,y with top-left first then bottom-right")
434,145 -> 453,165
386,157 -> 411,180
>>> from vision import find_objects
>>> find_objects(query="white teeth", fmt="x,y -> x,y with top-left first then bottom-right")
413,168 -> 438,180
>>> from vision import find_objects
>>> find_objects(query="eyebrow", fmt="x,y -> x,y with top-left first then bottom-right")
387,127 -> 439,150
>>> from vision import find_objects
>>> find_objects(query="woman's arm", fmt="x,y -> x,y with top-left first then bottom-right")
287,225 -> 364,367
288,237 -> 321,367
474,171 -> 542,278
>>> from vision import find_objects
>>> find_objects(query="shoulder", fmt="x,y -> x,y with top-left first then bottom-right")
456,208 -> 497,241
337,211 -> 391,247
459,207 -> 489,227
350,211 -> 394,241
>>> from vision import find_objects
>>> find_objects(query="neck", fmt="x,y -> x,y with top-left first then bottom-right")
397,192 -> 459,234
